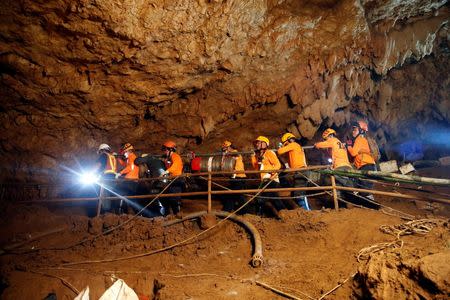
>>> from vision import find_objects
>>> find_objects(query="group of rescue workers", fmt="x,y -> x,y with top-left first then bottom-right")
93,120 -> 378,217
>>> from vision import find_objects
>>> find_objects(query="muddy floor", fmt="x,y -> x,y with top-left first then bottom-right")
0,167 -> 449,299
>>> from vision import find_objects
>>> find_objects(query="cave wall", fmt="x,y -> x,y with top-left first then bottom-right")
0,0 -> 448,180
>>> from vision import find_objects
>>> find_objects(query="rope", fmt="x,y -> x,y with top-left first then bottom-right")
309,170 -> 415,220
357,218 -> 446,262
12,177 -> 178,253
26,270 -> 80,295
199,176 -> 327,200
379,219 -> 446,239
60,179 -> 275,266
317,272 -> 357,300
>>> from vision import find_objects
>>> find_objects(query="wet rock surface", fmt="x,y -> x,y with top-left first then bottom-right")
0,0 -> 448,180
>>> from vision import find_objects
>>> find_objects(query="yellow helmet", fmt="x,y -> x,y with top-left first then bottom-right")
222,140 -> 232,148
281,133 -> 296,143
255,136 -> 270,146
322,128 -> 336,139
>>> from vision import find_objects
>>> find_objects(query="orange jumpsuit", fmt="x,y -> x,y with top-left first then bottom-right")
315,137 -> 351,169
251,150 -> 281,181
347,136 -> 375,169
119,152 -> 139,179
277,142 -> 307,168
165,152 -> 183,176
226,149 -> 246,178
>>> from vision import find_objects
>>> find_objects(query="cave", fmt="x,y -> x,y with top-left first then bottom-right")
0,0 -> 449,299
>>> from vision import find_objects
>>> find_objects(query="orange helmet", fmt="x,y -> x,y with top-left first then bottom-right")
122,143 -> 134,152
357,120 -> 368,132
222,140 -> 232,148
352,120 -> 369,133
322,128 -> 336,139
163,140 -> 176,149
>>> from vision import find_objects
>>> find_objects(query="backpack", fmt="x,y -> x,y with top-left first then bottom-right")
366,135 -> 381,162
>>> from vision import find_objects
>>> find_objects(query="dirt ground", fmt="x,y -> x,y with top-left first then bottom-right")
0,168 -> 449,299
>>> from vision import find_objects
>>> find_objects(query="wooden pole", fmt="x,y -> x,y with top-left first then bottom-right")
21,186 -> 333,203
335,186 -> 450,205
331,175 -> 339,211
207,172 -> 212,213
96,186 -> 104,217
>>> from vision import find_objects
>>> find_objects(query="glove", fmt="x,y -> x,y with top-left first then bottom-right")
115,173 -> 121,179
346,140 -> 353,147
284,163 -> 290,168
262,173 -> 271,180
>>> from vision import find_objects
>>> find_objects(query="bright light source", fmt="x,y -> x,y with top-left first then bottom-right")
79,172 -> 99,185
327,158 -> 333,163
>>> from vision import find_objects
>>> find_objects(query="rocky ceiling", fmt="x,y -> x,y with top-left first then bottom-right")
0,0 -> 449,180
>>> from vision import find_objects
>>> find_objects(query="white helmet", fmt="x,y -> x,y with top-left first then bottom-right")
97,143 -> 111,153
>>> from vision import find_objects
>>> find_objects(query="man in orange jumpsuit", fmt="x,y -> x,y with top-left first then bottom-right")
161,140 -> 183,216
314,128 -> 354,203
115,143 -> 140,213
221,140 -> 247,213
277,133 -> 310,210
347,120 -> 377,202
251,136 -> 285,217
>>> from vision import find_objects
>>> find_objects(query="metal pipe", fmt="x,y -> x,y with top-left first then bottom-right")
163,210 -> 264,267
142,146 -> 315,159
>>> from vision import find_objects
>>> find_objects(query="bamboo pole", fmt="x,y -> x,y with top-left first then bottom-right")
21,186 -> 333,203
320,169 -> 450,187
331,176 -> 338,211
207,172 -> 212,213
335,186 -> 450,205
96,186 -> 104,217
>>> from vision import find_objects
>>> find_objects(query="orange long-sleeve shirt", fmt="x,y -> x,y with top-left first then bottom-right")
226,149 -> 246,178
165,152 -> 183,176
119,152 -> 139,179
347,135 -> 375,169
251,150 -> 281,180
315,137 -> 351,169
277,142 -> 307,168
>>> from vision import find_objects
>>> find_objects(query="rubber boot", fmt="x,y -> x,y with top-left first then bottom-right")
298,196 -> 311,211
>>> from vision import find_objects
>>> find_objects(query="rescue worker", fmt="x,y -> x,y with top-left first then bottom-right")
314,129 -> 354,204
251,136 -> 285,217
277,133 -> 310,210
115,143 -> 140,213
116,143 -> 139,179
94,143 -> 118,211
347,120 -> 377,203
160,140 -> 183,216
221,140 -> 247,213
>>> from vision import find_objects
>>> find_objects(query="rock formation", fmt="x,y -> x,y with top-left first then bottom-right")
0,0 -> 448,180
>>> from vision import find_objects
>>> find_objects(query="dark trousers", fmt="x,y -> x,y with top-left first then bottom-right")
357,164 -> 376,191
99,173 -> 116,211
293,171 -> 310,210
161,178 -> 183,215
223,179 -> 246,213
257,181 -> 285,216
117,180 -> 138,214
